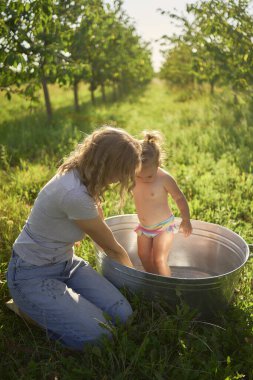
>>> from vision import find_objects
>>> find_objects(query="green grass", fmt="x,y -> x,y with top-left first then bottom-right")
0,80 -> 252,379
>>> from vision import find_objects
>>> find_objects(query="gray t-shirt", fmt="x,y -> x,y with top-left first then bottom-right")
13,169 -> 98,265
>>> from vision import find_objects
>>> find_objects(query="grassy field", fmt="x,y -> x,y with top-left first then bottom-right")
0,80 -> 252,379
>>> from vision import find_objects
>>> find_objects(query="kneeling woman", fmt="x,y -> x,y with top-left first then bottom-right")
7,126 -> 141,350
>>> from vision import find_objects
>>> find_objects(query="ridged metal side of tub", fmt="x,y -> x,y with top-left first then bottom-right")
94,214 -> 249,318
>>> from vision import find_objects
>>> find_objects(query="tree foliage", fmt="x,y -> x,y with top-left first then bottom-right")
160,0 -> 253,95
0,0 -> 153,117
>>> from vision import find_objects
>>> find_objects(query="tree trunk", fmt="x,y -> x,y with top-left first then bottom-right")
198,82 -> 203,94
193,76 -> 197,91
233,93 -> 238,104
41,75 -> 52,119
91,88 -> 95,105
74,80 -> 79,112
101,83 -> 106,102
210,81 -> 215,95
112,82 -> 117,101
117,84 -> 122,98
90,67 -> 96,105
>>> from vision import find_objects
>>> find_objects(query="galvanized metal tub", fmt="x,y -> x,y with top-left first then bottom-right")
94,214 -> 250,318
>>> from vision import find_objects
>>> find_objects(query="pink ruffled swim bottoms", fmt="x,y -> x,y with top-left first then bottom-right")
134,214 -> 178,238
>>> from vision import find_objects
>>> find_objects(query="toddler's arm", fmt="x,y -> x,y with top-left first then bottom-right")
164,174 -> 192,237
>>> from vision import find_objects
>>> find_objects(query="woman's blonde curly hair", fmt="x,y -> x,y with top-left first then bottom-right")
58,126 -> 142,202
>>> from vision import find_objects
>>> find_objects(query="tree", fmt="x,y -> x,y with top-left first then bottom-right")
160,42 -> 195,87
0,0 -> 88,118
1,0 -> 153,115
67,0 -> 153,105
160,0 -> 253,96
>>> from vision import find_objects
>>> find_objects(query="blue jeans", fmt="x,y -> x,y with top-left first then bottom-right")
7,251 -> 132,350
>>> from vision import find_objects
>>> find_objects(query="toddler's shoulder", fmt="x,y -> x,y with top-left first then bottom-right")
158,167 -> 175,181
158,168 -> 178,192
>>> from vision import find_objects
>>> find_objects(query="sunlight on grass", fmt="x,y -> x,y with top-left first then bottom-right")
0,80 -> 252,380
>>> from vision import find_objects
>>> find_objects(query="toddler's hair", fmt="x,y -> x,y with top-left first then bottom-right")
58,126 -> 141,201
141,130 -> 164,167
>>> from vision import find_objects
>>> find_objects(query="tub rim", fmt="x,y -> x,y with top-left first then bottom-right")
95,214 -> 250,282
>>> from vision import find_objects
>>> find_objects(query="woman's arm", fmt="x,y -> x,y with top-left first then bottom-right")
97,202 -> 104,219
74,217 -> 133,267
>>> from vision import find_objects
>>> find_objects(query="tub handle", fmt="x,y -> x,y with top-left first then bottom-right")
248,244 -> 253,259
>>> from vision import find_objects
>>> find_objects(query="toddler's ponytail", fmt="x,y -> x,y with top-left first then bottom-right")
141,130 -> 164,167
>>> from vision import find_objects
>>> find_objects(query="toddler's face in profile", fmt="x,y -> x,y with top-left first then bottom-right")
135,164 -> 158,183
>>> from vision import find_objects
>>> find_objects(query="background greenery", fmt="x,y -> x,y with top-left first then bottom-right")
0,0 -> 153,117
1,0 -> 253,378
0,79 -> 252,379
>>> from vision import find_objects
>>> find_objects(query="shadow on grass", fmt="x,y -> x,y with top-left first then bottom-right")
0,283 -> 252,380
0,85 -> 148,167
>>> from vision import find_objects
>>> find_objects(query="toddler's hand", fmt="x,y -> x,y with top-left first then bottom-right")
180,219 -> 192,237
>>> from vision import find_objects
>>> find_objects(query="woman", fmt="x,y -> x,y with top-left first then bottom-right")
7,126 -> 141,350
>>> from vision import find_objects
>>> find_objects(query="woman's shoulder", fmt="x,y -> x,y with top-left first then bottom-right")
55,169 -> 83,191
41,170 -> 89,202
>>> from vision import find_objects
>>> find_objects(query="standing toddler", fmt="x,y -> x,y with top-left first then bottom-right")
133,131 -> 192,276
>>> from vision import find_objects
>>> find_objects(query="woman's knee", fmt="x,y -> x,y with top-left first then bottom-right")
44,301 -> 114,350
107,296 -> 133,324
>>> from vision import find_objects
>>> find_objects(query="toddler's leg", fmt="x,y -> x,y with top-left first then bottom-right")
137,234 -> 154,273
152,232 -> 174,276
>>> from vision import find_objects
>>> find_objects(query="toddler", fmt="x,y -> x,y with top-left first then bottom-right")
133,131 -> 192,276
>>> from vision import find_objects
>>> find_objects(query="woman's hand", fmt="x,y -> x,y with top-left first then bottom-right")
180,219 -> 192,237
